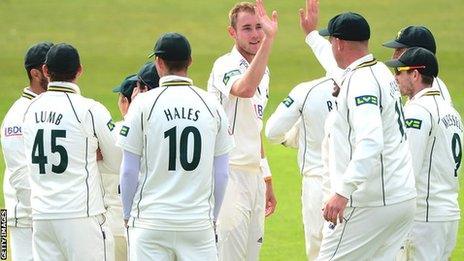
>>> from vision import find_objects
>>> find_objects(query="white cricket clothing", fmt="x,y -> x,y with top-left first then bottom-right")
217,168 -> 265,261
301,175 -> 324,261
1,88 -> 36,227
265,77 -> 335,260
317,199 -> 415,261
265,77 -> 336,177
117,75 -> 234,231
305,31 -> 453,105
9,226 -> 33,261
100,121 -> 124,236
129,226 -> 217,261
328,54 -> 416,206
32,214 -> 114,261
404,88 -> 462,222
399,220 -> 458,261
207,46 -> 269,169
22,81 -> 120,220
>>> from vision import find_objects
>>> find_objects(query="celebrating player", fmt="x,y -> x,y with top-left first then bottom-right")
22,43 -> 119,261
385,47 -> 462,261
383,25 -> 452,105
265,76 -> 336,260
118,32 -> 234,261
207,0 -> 278,259
1,42 -> 53,261
301,5 -> 417,259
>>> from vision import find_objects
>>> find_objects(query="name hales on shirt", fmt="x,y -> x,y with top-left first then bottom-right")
164,107 -> 200,122
34,111 -> 63,125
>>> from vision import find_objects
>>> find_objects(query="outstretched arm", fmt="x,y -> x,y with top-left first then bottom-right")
230,0 -> 278,98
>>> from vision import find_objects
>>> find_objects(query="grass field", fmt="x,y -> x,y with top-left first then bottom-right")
0,0 -> 463,260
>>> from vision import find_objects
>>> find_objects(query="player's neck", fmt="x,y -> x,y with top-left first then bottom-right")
29,82 -> 47,95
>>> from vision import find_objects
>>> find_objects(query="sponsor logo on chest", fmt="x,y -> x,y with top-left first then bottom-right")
4,126 -> 22,137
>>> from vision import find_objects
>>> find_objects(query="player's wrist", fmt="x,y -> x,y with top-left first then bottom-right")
261,157 -> 272,180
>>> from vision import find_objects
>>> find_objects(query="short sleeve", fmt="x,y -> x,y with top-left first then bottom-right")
208,60 -> 243,98
214,105 -> 235,156
404,103 -> 432,176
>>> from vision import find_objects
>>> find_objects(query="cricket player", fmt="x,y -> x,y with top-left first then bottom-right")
207,1 -> 278,259
118,32 -> 234,261
22,43 -> 118,261
301,7 -> 417,259
385,47 -> 462,260
131,61 -> 160,100
265,77 -> 336,260
96,74 -> 139,261
383,25 -> 452,105
1,42 -> 53,261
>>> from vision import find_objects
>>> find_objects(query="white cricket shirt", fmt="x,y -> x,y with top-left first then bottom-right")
117,75 -> 234,231
404,88 -> 462,221
265,77 -> 336,177
22,82 -> 119,220
1,88 -> 36,227
207,46 -> 269,170
329,55 -> 417,207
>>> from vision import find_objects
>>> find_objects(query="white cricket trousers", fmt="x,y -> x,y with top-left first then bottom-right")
128,227 -> 217,261
301,175 -> 324,261
106,204 -> 127,261
32,214 -> 114,261
217,166 -> 265,261
396,220 -> 459,261
9,226 -> 33,261
317,198 -> 415,261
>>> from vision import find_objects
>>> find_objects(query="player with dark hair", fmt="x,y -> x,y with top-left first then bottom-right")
118,32 -> 234,261
22,43 -> 118,261
1,41 -> 53,261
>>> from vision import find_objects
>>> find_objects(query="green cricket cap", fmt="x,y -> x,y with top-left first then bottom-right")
148,32 -> 191,61
112,74 -> 138,99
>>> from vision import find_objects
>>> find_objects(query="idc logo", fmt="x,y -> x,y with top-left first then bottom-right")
4,126 -> 22,137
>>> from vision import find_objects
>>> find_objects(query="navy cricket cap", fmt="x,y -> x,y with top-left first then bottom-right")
112,74 -> 138,99
385,47 -> 438,77
24,42 -> 54,70
137,62 -> 160,90
319,12 -> 370,41
149,32 -> 191,61
45,43 -> 80,74
383,26 -> 436,54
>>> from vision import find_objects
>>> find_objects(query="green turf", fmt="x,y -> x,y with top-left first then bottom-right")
0,0 -> 463,260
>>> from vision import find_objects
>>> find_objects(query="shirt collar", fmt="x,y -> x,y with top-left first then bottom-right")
22,87 -> 37,100
159,75 -> 193,87
339,54 -> 376,84
47,81 -> 81,94
346,54 -> 375,72
410,87 -> 441,102
231,46 -> 250,69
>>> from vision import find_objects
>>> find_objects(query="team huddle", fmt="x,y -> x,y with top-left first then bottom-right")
1,0 -> 462,260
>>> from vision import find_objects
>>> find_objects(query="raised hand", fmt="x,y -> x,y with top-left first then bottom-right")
299,0 -> 319,35
255,0 -> 278,38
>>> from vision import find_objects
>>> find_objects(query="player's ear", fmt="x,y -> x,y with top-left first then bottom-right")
228,26 -> 236,38
76,64 -> 83,78
42,64 -> 51,79
30,68 -> 41,79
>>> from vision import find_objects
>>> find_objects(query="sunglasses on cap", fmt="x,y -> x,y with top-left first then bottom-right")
393,65 -> 426,75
